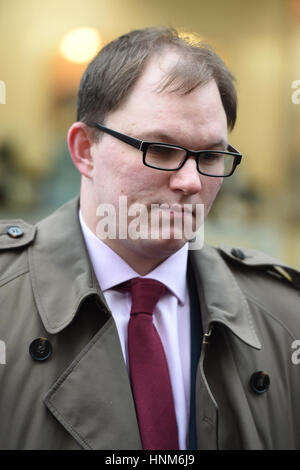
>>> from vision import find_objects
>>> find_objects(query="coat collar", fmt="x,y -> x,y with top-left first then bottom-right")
28,197 -> 107,334
189,245 -> 261,350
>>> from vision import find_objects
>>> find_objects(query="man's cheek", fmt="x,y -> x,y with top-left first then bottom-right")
205,181 -> 223,215
213,178 -> 223,197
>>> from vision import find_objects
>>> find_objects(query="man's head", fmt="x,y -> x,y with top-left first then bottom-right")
68,27 -> 238,274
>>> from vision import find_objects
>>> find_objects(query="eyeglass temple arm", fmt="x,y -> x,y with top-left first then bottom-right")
227,144 -> 241,155
94,123 -> 142,150
227,144 -> 242,167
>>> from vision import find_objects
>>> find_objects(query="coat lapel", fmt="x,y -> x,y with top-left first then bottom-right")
44,317 -> 142,450
189,244 -> 262,449
28,198 -> 141,449
189,245 -> 261,349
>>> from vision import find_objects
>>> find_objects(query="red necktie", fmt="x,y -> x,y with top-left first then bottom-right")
118,277 -> 179,450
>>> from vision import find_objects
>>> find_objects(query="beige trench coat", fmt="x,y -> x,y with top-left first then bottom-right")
1,197 -> 300,450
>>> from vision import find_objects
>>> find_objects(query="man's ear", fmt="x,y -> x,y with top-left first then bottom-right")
67,122 -> 95,178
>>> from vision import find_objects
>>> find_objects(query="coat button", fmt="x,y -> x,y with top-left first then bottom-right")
250,371 -> 270,394
231,248 -> 247,260
29,338 -> 52,361
7,226 -> 24,238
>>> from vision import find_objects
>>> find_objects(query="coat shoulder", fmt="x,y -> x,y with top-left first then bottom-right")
0,218 -> 36,282
216,243 -> 300,290
215,243 -> 300,332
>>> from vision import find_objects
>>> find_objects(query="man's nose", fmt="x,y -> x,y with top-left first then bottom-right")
169,157 -> 202,195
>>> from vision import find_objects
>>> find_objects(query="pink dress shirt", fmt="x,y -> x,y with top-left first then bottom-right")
79,210 -> 191,449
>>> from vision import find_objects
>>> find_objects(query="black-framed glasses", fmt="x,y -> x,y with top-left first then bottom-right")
91,122 -> 242,177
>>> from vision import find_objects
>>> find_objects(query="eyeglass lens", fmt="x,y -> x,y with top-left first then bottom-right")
145,144 -> 235,176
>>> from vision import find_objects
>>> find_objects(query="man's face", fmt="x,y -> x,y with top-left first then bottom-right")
88,51 -> 228,263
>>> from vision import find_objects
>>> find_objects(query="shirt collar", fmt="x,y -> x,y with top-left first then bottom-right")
79,209 -> 188,305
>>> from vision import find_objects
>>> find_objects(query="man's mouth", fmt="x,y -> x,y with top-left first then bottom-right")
155,203 -> 196,216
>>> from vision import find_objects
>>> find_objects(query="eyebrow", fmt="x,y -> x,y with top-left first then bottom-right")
138,130 -> 228,150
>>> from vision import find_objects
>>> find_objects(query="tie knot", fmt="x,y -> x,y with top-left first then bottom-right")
119,278 -> 166,316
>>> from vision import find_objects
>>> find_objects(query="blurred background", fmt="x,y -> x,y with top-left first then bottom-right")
0,0 -> 300,267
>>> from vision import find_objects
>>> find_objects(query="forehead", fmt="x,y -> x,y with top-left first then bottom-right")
134,50 -> 183,91
106,51 -> 227,146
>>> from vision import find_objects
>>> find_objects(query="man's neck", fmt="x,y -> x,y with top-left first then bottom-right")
80,202 -> 187,276
96,238 -> 170,276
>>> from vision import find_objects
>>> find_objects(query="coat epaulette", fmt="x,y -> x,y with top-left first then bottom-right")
0,219 -> 36,250
217,243 -> 300,290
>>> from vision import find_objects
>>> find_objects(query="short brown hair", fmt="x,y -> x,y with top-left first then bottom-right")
77,26 -> 237,138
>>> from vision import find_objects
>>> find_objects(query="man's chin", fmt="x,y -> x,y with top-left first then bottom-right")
133,235 -> 188,259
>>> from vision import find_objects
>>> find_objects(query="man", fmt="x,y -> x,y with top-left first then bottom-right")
1,26 -> 300,450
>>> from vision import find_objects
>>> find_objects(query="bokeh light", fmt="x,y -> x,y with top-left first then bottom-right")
59,27 -> 101,64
